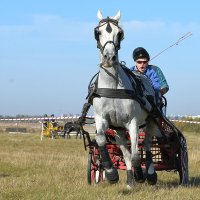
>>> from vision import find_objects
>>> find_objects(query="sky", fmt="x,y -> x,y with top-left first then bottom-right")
0,0 -> 200,117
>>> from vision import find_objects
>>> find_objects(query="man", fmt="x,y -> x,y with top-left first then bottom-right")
42,114 -> 49,129
130,47 -> 169,96
130,47 -> 169,113
50,114 -> 58,127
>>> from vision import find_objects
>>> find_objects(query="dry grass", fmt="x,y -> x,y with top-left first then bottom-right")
0,131 -> 199,200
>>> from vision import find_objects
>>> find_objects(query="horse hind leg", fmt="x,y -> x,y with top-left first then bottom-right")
66,131 -> 71,139
132,157 -> 145,184
129,123 -> 144,183
96,131 -> 119,184
145,150 -> 157,185
144,121 -> 160,185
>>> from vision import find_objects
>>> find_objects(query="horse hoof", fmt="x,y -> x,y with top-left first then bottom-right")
126,184 -> 133,189
134,167 -> 145,183
105,168 -> 119,184
147,172 -> 157,185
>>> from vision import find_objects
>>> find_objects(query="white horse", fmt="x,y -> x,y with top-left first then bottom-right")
93,10 -> 162,187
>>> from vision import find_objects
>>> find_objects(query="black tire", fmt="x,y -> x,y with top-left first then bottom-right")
87,151 -> 104,184
178,135 -> 189,185
87,153 -> 93,184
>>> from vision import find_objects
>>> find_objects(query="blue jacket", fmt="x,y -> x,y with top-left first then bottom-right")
130,65 -> 161,94
151,65 -> 169,90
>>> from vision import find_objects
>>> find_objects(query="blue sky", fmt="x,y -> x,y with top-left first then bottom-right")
0,1 -> 199,116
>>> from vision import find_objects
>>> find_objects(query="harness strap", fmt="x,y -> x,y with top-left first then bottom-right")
96,88 -> 136,99
95,88 -> 146,105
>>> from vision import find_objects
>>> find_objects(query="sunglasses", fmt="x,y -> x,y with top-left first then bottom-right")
136,60 -> 148,64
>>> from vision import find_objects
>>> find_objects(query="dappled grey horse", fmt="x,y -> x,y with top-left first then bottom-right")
92,10 -> 162,188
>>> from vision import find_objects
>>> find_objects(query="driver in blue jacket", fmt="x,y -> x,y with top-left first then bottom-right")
130,47 -> 169,96
130,47 -> 161,104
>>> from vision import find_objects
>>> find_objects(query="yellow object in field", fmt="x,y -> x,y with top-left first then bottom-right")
42,121 -> 64,138
42,122 -> 52,137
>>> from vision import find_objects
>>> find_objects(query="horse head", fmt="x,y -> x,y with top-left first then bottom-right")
94,10 -> 124,68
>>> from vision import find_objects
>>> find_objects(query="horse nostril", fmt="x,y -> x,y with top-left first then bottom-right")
112,55 -> 116,61
103,53 -> 116,62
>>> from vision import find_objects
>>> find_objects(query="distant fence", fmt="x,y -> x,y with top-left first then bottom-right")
1,116 -> 200,124
0,116 -> 94,133
1,115 -> 200,135
170,119 -> 200,124
0,116 -> 82,122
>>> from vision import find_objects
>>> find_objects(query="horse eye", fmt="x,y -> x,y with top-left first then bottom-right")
94,29 -> 101,41
117,31 -> 124,41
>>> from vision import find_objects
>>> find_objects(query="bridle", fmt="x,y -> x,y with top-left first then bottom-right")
94,17 -> 124,55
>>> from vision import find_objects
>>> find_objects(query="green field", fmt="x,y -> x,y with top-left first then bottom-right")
0,132 -> 199,200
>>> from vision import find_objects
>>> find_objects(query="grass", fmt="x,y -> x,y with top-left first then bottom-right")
0,131 -> 200,200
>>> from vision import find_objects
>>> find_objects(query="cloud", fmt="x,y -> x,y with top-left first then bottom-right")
1,14 -> 199,44
0,25 -> 34,33
0,14 -> 95,42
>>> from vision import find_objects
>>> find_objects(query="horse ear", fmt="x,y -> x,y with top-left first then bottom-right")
113,10 -> 121,21
97,10 -> 103,21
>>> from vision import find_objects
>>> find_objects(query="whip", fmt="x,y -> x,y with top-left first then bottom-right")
150,32 -> 193,61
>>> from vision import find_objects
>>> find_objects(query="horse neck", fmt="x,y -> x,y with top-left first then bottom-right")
98,64 -> 132,89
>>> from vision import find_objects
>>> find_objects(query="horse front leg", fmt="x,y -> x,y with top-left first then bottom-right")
95,119 -> 119,184
129,120 -> 144,183
115,130 -> 134,188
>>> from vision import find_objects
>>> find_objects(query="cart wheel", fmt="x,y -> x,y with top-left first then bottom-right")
87,152 -> 104,184
178,136 -> 189,185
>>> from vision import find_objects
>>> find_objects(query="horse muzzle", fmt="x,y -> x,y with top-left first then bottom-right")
101,53 -> 118,68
